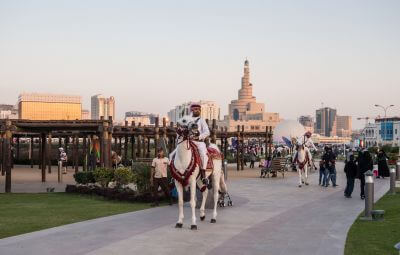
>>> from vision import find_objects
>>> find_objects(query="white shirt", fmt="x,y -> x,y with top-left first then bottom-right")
191,115 -> 210,141
297,136 -> 317,151
152,157 -> 169,178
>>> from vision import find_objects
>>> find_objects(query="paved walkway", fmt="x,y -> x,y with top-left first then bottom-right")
0,163 -> 390,255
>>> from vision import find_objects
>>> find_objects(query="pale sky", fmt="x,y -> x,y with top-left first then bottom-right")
1,0 -> 399,129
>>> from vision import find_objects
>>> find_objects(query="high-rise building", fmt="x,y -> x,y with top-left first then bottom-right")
315,107 -> 337,137
0,104 -> 18,119
168,101 -> 220,124
125,111 -> 159,126
336,116 -> 352,137
81,109 -> 91,120
91,94 -> 115,120
298,115 -> 314,133
218,59 -> 280,132
18,93 -> 82,120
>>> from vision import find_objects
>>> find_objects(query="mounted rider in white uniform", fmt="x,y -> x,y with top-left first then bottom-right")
170,103 -> 210,185
296,131 -> 317,169
188,103 -> 210,186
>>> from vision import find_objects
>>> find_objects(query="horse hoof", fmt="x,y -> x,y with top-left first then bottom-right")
298,185 -> 302,188
200,216 -> 205,221
211,219 -> 216,223
175,223 -> 183,228
305,183 -> 309,186
191,225 -> 197,230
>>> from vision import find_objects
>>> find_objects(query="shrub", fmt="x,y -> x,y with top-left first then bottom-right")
114,167 -> 134,188
132,162 -> 152,193
93,168 -> 114,188
73,171 -> 95,185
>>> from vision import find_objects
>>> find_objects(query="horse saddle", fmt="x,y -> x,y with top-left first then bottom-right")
206,147 -> 223,170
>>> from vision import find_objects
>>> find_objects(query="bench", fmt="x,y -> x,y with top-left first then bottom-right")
261,157 -> 286,178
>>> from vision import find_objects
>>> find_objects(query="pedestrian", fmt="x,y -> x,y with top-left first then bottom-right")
58,147 -> 68,174
344,155 -> 357,198
322,147 -> 337,187
357,150 -> 373,200
377,149 -> 390,178
318,160 -> 325,186
250,150 -> 256,169
151,148 -> 172,206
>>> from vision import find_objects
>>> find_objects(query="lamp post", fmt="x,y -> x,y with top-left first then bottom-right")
375,104 -> 395,145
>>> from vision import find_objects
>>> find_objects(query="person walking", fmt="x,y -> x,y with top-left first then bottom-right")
58,147 -> 68,174
151,148 -> 172,206
344,155 -> 358,198
357,150 -> 373,200
249,149 -> 256,169
377,149 -> 390,178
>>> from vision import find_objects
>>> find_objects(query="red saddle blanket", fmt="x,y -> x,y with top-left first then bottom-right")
206,147 -> 223,170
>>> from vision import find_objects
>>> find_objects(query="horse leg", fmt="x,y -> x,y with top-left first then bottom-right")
200,187 -> 208,221
297,167 -> 302,187
175,180 -> 184,228
211,170 -> 221,223
219,171 -> 228,193
190,178 -> 197,230
304,166 -> 309,185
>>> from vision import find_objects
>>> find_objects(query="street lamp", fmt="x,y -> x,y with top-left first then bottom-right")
375,104 -> 395,145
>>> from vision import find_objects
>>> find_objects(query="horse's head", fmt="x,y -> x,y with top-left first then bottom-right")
176,116 -> 197,141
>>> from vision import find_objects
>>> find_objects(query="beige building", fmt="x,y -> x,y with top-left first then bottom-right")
18,93 -> 82,120
336,115 -> 352,137
168,101 -> 220,124
91,94 -> 115,120
81,109 -> 90,120
218,60 -> 280,132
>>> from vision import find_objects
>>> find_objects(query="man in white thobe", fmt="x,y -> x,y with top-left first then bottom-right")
188,103 -> 210,185
297,131 -> 317,169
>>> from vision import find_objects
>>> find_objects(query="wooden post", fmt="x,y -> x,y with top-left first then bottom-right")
74,134 -> 79,173
146,136 -> 150,158
265,126 -> 269,158
131,121 -> 136,162
4,120 -> 12,192
211,119 -> 217,144
38,138 -> 42,169
16,137 -> 20,162
118,137 -> 122,156
47,133 -> 52,174
41,133 -> 46,182
154,117 -> 159,156
30,137 -> 34,168
137,123 -> 142,158
268,126 -> 273,157
65,136 -> 69,170
236,125 -> 240,171
82,136 -> 87,171
103,121 -> 111,168
0,136 -> 3,176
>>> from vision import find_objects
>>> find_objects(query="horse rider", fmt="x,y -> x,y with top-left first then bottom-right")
297,131 -> 317,169
188,103 -> 211,186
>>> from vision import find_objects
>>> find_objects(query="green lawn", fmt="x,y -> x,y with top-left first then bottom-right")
0,193 -> 151,239
345,188 -> 400,255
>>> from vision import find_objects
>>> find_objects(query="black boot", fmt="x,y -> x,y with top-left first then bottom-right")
201,169 -> 209,186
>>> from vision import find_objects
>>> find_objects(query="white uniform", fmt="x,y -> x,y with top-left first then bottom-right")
190,115 -> 210,169
297,135 -> 316,166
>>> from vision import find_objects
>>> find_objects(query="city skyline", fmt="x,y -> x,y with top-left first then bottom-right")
1,1 -> 399,129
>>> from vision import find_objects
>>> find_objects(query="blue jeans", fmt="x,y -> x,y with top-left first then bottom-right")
325,166 -> 337,186
344,177 -> 355,196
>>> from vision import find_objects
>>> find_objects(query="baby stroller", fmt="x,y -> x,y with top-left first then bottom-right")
218,191 -> 233,207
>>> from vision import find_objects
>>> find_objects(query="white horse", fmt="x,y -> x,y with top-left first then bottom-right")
293,144 -> 310,187
171,116 -> 227,230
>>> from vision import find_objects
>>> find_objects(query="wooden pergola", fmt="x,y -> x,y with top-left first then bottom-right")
0,118 -> 273,193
